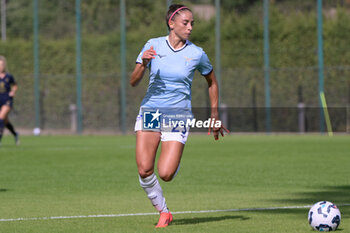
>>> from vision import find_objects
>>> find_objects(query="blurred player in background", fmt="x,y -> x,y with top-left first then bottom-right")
130,4 -> 228,228
0,55 -> 19,146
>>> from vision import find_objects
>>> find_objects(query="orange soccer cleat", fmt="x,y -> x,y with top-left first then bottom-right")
155,212 -> 173,228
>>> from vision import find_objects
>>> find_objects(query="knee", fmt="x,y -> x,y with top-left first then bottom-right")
158,170 -> 174,182
138,166 -> 154,179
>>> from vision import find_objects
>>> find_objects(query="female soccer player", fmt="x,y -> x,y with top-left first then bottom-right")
0,55 -> 18,146
130,4 -> 228,228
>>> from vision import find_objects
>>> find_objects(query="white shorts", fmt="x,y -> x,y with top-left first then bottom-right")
134,114 -> 189,144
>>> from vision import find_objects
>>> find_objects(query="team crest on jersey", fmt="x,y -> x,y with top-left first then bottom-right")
184,56 -> 197,66
184,56 -> 194,62
0,82 -> 4,92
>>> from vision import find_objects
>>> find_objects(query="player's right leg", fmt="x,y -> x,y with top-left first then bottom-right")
136,130 -> 160,178
136,130 -> 171,217
0,107 -> 3,145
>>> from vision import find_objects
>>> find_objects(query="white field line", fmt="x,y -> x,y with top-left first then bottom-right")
1,204 -> 350,222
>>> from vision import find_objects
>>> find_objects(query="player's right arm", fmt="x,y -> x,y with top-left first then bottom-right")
130,46 -> 157,87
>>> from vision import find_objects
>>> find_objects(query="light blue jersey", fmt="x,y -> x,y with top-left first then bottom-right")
136,36 -> 213,110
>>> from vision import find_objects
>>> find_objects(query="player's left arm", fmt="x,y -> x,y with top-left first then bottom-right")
9,76 -> 17,97
9,83 -> 17,97
204,70 -> 229,140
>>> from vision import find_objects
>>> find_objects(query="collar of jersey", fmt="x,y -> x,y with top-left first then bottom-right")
166,36 -> 189,52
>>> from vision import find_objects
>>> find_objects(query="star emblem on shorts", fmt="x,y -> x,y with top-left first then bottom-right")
151,109 -> 162,122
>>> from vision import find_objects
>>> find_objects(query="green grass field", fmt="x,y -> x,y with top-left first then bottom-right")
0,134 -> 349,233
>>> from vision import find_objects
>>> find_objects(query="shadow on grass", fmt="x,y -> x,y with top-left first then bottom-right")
162,186 -> 349,229
271,185 -> 350,206
171,215 -> 250,225
263,185 -> 350,220
0,188 -> 7,192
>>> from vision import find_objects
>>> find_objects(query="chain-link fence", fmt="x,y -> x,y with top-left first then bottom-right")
1,0 -> 349,133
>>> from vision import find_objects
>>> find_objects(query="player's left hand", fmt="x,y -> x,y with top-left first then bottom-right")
9,91 -> 15,97
208,117 -> 230,140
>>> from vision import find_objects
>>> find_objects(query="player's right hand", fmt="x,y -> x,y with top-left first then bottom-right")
142,46 -> 157,66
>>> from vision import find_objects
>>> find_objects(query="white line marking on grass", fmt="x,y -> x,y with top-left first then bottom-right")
1,204 -> 350,222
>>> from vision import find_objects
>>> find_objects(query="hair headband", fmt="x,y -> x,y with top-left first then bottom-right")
168,6 -> 189,26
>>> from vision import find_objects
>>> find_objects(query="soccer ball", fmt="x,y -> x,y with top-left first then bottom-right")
33,127 -> 41,136
308,201 -> 341,231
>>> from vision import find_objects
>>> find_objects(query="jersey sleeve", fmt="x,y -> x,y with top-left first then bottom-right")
197,50 -> 213,76
136,39 -> 153,66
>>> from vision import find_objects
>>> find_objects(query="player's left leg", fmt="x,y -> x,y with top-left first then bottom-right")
153,141 -> 184,228
0,105 -> 11,144
157,141 -> 184,182
5,117 -> 19,145
157,128 -> 188,182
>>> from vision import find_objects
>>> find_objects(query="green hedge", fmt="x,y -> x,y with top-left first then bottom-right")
1,4 -> 349,130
